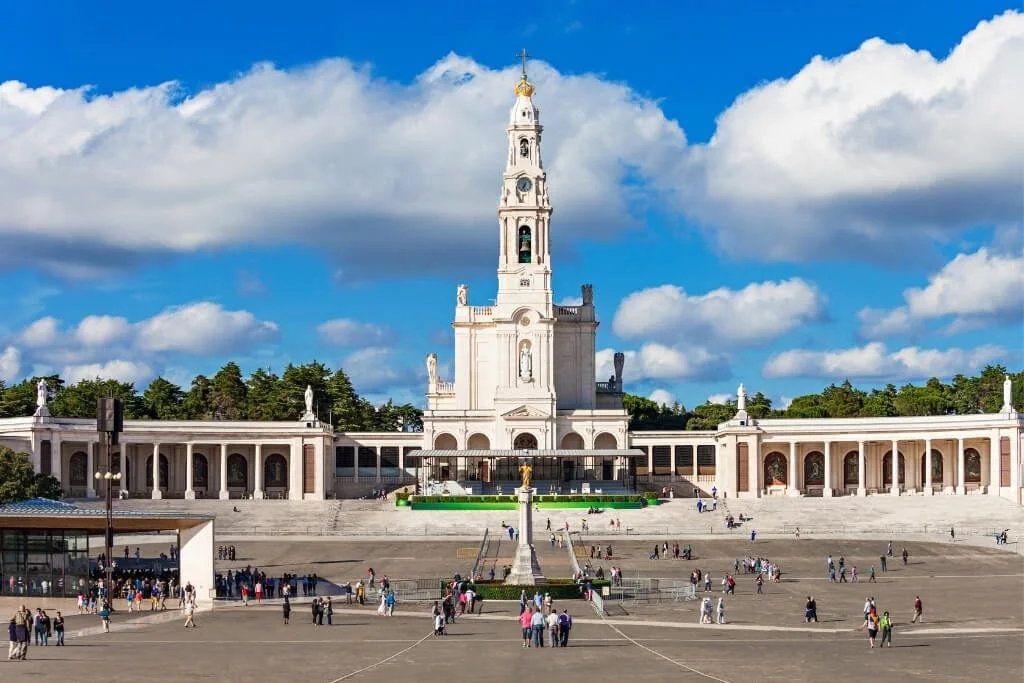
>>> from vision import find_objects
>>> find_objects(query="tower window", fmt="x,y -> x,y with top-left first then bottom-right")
518,226 -> 532,264
519,138 -> 529,158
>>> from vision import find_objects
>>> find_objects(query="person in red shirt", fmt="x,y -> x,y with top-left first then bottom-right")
911,596 -> 923,623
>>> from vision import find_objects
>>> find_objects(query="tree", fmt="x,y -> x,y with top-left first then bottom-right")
49,378 -> 145,418
819,381 -> 865,417
859,384 -> 897,417
246,368 -> 287,421
785,394 -> 827,419
624,394 -> 663,431
281,362 -> 333,422
210,362 -> 248,420
0,446 -> 62,503
325,367 -> 369,429
183,375 -> 213,420
142,377 -> 186,420
686,402 -> 734,430
0,376 -> 63,418
746,391 -> 774,419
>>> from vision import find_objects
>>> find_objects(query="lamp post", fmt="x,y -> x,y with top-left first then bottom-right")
95,397 -> 124,607
93,466 -> 121,603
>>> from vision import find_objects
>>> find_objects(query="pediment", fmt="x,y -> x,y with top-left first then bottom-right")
501,405 -> 549,419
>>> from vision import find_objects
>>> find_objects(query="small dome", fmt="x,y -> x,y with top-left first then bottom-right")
514,75 -> 535,98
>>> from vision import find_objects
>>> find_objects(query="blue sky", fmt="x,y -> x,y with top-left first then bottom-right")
0,0 -> 1021,410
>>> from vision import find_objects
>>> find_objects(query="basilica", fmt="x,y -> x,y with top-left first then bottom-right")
1,68 -> 1021,506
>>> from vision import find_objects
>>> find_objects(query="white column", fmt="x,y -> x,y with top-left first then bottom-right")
957,438 -> 966,494
647,449 -> 654,483
86,441 -> 97,498
857,440 -> 866,496
219,443 -> 229,500
151,442 -> 162,499
253,443 -> 264,499
988,433 -> 999,496
185,442 -> 195,500
692,448 -> 698,478
823,441 -> 833,497
51,433 -> 63,488
118,446 -> 127,496
787,442 -> 799,496
924,439 -> 933,496
890,439 -> 900,496
669,447 -> 676,482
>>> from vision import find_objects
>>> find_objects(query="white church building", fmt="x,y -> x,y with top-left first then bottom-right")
1,69 -> 1022,505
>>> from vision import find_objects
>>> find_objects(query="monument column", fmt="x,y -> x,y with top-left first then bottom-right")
118,446 -> 127,497
890,439 -> 900,496
957,438 -> 966,494
787,442 -> 799,496
86,441 -> 97,498
504,462 -> 546,585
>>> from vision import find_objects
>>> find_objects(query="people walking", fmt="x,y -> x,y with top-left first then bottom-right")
53,611 -> 64,645
99,601 -> 111,633
183,600 -> 196,628
911,596 -> 923,623
716,598 -> 726,624
860,608 -> 879,648
283,597 -> 291,625
879,611 -> 893,647
557,609 -> 572,646
804,596 -> 818,623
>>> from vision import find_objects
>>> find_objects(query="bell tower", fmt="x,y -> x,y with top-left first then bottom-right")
496,50 -> 553,307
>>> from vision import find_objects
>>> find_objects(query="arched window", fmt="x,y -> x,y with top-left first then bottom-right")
433,433 -> 457,450
763,452 -> 787,486
920,450 -> 943,488
145,454 -> 170,489
519,138 -> 529,158
193,454 -> 209,488
560,433 -> 584,449
964,448 -> 982,483
264,454 -> 288,487
227,453 -> 248,488
518,226 -> 532,264
594,433 -> 618,449
843,452 -> 859,486
467,433 -> 490,450
514,433 -> 538,450
69,452 -> 88,486
882,451 -> 905,487
803,452 -> 825,486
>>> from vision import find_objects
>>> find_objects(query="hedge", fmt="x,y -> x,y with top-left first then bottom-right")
410,494 -> 646,504
471,580 -> 610,601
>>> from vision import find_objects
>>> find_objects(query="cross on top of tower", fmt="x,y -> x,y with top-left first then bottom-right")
514,48 -> 535,98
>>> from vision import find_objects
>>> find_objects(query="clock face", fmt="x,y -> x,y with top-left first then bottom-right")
517,177 -> 533,193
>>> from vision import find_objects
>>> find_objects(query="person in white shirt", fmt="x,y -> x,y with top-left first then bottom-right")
717,597 -> 726,624
546,610 -> 559,644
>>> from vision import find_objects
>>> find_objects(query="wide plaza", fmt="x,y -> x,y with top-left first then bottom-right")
6,530 -> 1022,682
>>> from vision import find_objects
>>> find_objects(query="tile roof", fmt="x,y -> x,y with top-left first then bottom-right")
0,497 -> 212,520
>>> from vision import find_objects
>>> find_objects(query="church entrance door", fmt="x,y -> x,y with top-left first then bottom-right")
562,460 -> 575,482
478,460 -> 490,483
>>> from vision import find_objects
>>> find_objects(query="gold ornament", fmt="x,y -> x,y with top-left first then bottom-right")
514,75 -> 535,98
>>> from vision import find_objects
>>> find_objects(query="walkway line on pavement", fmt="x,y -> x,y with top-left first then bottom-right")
600,616 -> 734,683
325,630 -> 433,683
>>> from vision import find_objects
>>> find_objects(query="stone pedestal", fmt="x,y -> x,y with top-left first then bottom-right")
504,487 -> 546,585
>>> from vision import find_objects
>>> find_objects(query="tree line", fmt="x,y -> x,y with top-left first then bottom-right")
0,361 -> 423,432
626,364 -> 1022,431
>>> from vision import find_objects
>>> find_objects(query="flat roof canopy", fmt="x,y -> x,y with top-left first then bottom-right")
0,498 -> 213,533
414,449 -> 646,458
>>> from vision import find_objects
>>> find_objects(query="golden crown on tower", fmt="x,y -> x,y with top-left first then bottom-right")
514,74 -> 535,98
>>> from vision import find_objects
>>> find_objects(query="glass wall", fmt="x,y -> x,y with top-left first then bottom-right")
1,529 -> 90,598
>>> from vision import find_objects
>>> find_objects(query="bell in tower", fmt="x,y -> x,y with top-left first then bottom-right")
518,225 -> 532,264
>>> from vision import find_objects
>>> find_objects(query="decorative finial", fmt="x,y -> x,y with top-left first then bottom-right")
514,48 -> 535,97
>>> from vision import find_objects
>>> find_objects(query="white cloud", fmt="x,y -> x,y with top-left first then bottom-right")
136,302 -> 278,354
557,296 -> 583,307
317,318 -> 394,347
614,278 -> 826,347
649,389 -> 676,406
707,393 -> 731,405
74,315 -> 132,347
62,359 -> 153,385
860,248 -> 1024,339
19,317 -> 60,347
763,341 -> 1005,380
0,346 -> 21,382
680,12 -> 1024,264
778,396 -> 794,410
342,347 -> 419,393
0,56 -> 684,278
596,344 -> 729,383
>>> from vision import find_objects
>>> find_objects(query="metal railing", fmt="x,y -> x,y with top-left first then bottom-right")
471,528 -> 490,579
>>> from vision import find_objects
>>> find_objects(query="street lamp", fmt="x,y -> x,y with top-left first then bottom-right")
94,469 -> 122,603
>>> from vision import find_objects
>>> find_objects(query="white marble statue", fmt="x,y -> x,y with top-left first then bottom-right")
1004,374 -> 1013,412
457,284 -> 468,306
426,353 -> 438,382
519,346 -> 533,381
36,378 -> 49,409
737,383 -> 747,411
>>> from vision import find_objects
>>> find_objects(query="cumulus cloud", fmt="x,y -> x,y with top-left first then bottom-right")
317,318 -> 394,347
0,346 -> 21,382
680,11 -> 1024,264
649,388 -> 676,406
859,248 -> 1024,338
763,341 -> 1005,380
136,302 -> 278,354
0,56 -> 683,278
2,302 -> 277,383
62,360 -> 153,385
614,278 -> 826,347
707,393 -> 731,405
342,347 -> 420,394
596,344 -> 729,384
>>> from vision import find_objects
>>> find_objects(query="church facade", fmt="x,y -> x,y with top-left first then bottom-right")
1,69 -> 1021,505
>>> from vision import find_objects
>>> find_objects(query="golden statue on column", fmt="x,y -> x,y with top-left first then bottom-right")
519,462 -> 533,489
